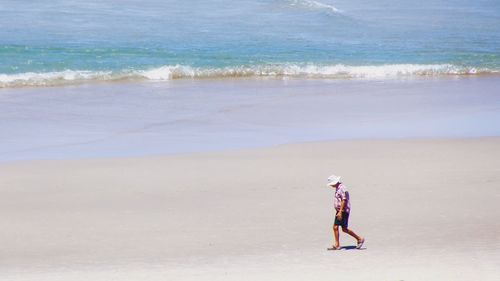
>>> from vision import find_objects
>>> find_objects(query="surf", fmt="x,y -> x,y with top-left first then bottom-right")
286,0 -> 343,14
0,64 -> 496,88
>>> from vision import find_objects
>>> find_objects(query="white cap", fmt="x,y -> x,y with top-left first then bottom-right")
327,174 -> 341,186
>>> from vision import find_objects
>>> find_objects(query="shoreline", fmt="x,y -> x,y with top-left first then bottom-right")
1,137 -> 499,280
2,135 -> 500,165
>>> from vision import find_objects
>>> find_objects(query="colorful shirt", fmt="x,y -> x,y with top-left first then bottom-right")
334,183 -> 351,213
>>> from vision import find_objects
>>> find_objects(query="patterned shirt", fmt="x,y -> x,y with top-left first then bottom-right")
334,183 -> 351,213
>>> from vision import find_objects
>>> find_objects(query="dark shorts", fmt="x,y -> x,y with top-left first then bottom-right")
334,211 -> 349,228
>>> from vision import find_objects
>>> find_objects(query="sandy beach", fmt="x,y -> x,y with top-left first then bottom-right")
1,137 -> 499,280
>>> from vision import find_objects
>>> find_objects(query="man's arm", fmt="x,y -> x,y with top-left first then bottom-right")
336,199 -> 346,219
339,190 -> 349,214
339,199 -> 346,213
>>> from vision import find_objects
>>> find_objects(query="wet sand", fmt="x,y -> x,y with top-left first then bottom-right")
2,77 -> 500,162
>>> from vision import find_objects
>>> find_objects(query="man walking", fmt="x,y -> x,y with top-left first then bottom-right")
327,174 -> 365,250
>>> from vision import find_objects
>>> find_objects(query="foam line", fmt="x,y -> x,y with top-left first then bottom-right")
0,64 -> 495,88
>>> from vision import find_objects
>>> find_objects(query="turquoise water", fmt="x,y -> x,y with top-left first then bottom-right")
1,0 -> 499,86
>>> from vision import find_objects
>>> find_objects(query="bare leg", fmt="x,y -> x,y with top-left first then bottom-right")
342,227 -> 363,242
333,225 -> 340,248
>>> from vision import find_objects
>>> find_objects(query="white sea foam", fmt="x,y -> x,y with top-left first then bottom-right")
287,0 -> 343,14
0,70 -> 117,87
138,64 -> 489,80
0,64 -> 495,88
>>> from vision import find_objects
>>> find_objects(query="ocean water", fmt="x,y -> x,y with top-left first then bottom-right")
1,0 -> 499,87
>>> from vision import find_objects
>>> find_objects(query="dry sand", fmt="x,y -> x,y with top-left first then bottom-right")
1,137 -> 499,280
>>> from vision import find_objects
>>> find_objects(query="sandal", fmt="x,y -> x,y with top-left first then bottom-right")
356,238 -> 365,249
327,245 -> 341,250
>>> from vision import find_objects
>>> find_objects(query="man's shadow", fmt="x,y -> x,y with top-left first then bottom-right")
328,245 -> 367,250
341,245 -> 364,250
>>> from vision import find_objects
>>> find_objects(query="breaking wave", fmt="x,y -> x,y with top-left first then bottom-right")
0,64 -> 496,88
287,0 -> 343,14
